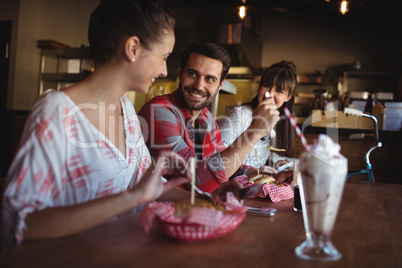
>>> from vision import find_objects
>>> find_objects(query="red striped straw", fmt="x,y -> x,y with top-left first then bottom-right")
283,107 -> 310,151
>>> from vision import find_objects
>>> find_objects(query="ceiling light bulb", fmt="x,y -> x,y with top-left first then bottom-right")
239,5 -> 246,19
339,0 -> 349,15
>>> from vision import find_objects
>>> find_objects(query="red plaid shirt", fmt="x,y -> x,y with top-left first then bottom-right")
139,90 -> 248,192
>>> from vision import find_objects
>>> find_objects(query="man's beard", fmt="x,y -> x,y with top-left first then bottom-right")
178,84 -> 219,111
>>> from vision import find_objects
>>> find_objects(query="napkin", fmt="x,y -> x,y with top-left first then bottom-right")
234,175 -> 294,203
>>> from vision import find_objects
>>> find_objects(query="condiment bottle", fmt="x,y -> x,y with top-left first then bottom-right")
372,101 -> 382,114
293,160 -> 302,212
364,94 -> 374,114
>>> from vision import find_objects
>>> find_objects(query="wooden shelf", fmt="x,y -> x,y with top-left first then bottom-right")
38,47 -> 93,94
40,47 -> 92,59
342,71 -> 398,100
41,72 -> 91,83
343,71 -> 397,78
297,75 -> 333,84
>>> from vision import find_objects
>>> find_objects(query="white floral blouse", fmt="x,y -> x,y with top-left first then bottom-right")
1,90 -> 151,248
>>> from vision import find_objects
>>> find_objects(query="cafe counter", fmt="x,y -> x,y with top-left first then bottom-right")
1,181 -> 401,268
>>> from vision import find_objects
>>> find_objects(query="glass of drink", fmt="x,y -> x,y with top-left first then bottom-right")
295,143 -> 348,261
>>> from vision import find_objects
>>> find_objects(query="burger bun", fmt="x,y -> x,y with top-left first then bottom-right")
247,174 -> 283,186
173,198 -> 215,217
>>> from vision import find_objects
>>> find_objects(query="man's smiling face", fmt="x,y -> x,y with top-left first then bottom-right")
178,53 -> 224,112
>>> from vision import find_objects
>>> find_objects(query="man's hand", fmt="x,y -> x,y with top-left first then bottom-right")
273,170 -> 293,185
213,180 -> 262,202
213,180 -> 244,202
245,165 -> 278,178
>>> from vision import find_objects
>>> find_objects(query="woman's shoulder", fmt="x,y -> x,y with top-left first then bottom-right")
226,105 -> 253,119
17,90 -> 73,145
121,96 -> 136,116
31,90 -> 73,117
231,104 -> 252,112
218,104 -> 253,134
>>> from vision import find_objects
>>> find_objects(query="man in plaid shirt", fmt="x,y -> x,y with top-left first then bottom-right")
139,43 -> 281,193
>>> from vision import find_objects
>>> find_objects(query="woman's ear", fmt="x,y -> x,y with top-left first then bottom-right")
125,36 -> 140,62
285,94 -> 293,102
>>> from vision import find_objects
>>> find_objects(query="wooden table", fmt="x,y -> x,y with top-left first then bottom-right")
1,181 -> 401,268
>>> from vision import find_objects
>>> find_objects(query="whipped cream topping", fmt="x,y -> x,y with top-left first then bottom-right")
309,134 -> 340,158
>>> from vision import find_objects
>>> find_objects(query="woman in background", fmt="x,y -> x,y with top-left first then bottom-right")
1,0 -> 191,248
218,61 -> 297,172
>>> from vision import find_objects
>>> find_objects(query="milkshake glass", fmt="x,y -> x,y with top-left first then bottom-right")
295,134 -> 348,261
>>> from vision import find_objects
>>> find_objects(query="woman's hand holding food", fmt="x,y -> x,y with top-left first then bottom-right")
131,151 -> 192,204
250,97 -> 280,139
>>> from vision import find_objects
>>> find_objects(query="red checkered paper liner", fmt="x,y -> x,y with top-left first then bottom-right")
138,193 -> 246,242
234,175 -> 294,203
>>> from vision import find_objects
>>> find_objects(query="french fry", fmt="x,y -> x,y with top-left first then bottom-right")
265,142 -> 286,152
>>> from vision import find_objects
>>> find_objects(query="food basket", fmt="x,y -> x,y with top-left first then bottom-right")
234,175 -> 294,203
138,193 -> 246,242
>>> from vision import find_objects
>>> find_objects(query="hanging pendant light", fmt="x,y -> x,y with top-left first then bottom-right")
339,0 -> 349,15
238,0 -> 247,19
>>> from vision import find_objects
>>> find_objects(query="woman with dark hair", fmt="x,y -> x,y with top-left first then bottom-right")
1,0 -> 192,248
219,61 -> 297,172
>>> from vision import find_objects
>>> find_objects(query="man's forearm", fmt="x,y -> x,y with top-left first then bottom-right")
220,129 -> 261,177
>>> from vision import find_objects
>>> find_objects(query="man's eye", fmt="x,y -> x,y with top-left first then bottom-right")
206,77 -> 216,83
